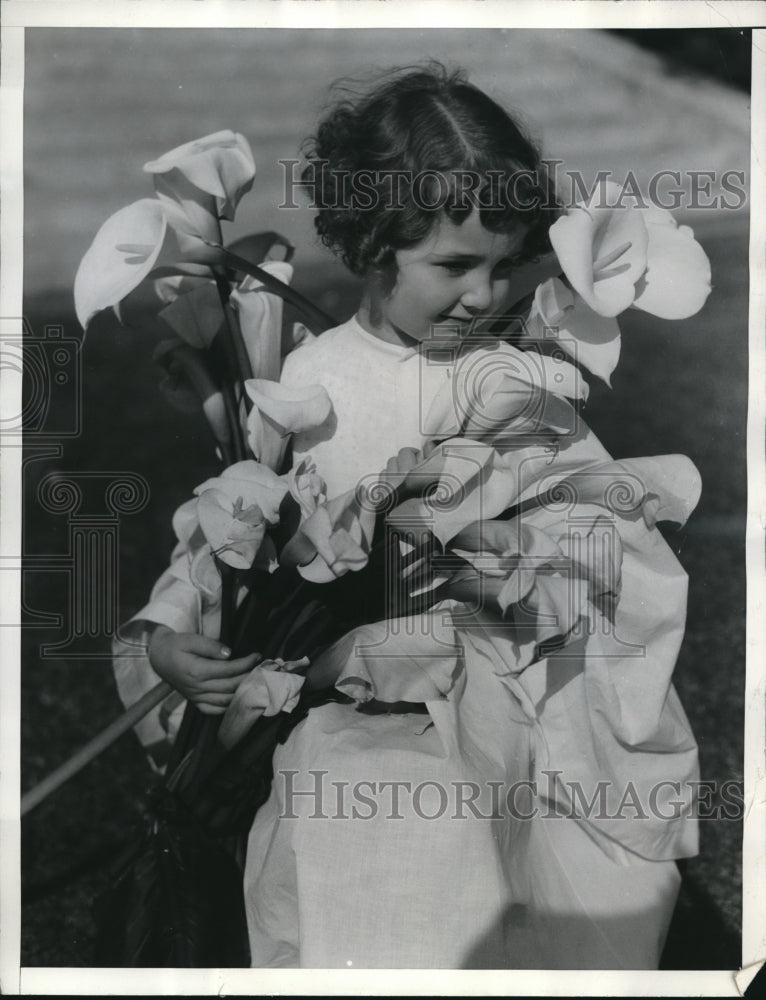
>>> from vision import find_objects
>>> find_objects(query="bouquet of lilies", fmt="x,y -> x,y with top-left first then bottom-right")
74,131 -> 711,966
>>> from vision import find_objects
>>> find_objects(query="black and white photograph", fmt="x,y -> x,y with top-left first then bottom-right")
1,1 -> 764,994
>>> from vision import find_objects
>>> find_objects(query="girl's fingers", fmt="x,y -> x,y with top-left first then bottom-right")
181,633 -> 233,660
195,691 -> 232,707
196,702 -> 227,716
184,650 -> 261,679
227,651 -> 263,672
190,673 -> 248,695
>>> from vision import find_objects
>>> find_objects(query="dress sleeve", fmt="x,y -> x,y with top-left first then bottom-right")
111,542 -> 212,764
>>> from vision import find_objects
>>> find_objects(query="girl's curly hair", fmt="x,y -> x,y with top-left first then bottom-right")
301,62 -> 559,278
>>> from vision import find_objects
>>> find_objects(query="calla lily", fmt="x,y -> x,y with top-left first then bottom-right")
74,199 -> 168,329
188,544 -> 225,604
549,181 -> 711,320
449,523 -> 553,613
632,206 -> 712,320
387,441 -> 521,547
526,573 -> 591,649
283,321 -> 316,355
194,459 -> 289,525
451,512 -> 621,617
73,198 -> 217,330
280,488 -> 377,583
143,130 -> 255,263
196,489 -> 267,569
151,173 -> 224,263
245,379 -> 332,471
423,341 -> 587,447
230,261 -> 294,383
143,130 -> 255,221
533,454 -> 702,530
219,659 -> 307,749
286,457 -> 328,519
442,451 -> 702,642
549,185 -> 648,317
189,461 -> 288,569
525,277 -> 622,386
445,513 -> 620,668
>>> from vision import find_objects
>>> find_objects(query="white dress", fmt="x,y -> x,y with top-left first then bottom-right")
240,316 -> 699,970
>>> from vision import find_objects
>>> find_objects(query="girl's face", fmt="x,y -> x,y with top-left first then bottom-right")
359,210 -> 528,347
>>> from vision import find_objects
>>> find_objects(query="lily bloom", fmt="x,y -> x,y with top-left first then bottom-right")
196,490 -> 267,570
450,513 -> 621,619
422,340 -> 587,447
245,378 -> 332,471
525,277 -> 622,386
73,198 -> 211,331
219,659 -> 308,749
230,261 -> 294,384
181,459 -> 289,569
386,441 -> 522,548
194,459 -> 289,526
549,181 -> 711,320
286,457 -> 328,520
74,199 -> 168,329
279,488 -> 377,584
143,130 -> 256,263
539,182 -> 712,383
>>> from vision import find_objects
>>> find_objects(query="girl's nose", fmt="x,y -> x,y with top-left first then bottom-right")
460,270 -> 494,313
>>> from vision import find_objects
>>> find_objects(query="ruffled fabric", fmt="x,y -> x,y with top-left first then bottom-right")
306,610 -> 462,704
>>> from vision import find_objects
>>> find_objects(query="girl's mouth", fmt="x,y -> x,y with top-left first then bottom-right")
436,313 -> 472,325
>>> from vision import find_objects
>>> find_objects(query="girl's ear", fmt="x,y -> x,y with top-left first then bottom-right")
360,264 -> 397,329
368,258 -> 399,300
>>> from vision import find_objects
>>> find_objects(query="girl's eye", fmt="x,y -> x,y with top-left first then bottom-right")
438,262 -> 470,276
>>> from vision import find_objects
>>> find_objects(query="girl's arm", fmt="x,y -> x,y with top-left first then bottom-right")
112,545 -> 236,755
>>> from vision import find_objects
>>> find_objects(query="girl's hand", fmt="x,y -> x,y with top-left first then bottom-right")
148,625 -> 259,715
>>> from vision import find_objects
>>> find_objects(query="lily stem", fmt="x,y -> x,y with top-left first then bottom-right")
210,245 -> 336,334
213,269 -> 254,409
206,273 -> 248,463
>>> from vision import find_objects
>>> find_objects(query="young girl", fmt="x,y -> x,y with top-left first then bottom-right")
123,65 -> 699,969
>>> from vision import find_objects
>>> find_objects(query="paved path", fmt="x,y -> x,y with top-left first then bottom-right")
23,28 -> 749,298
